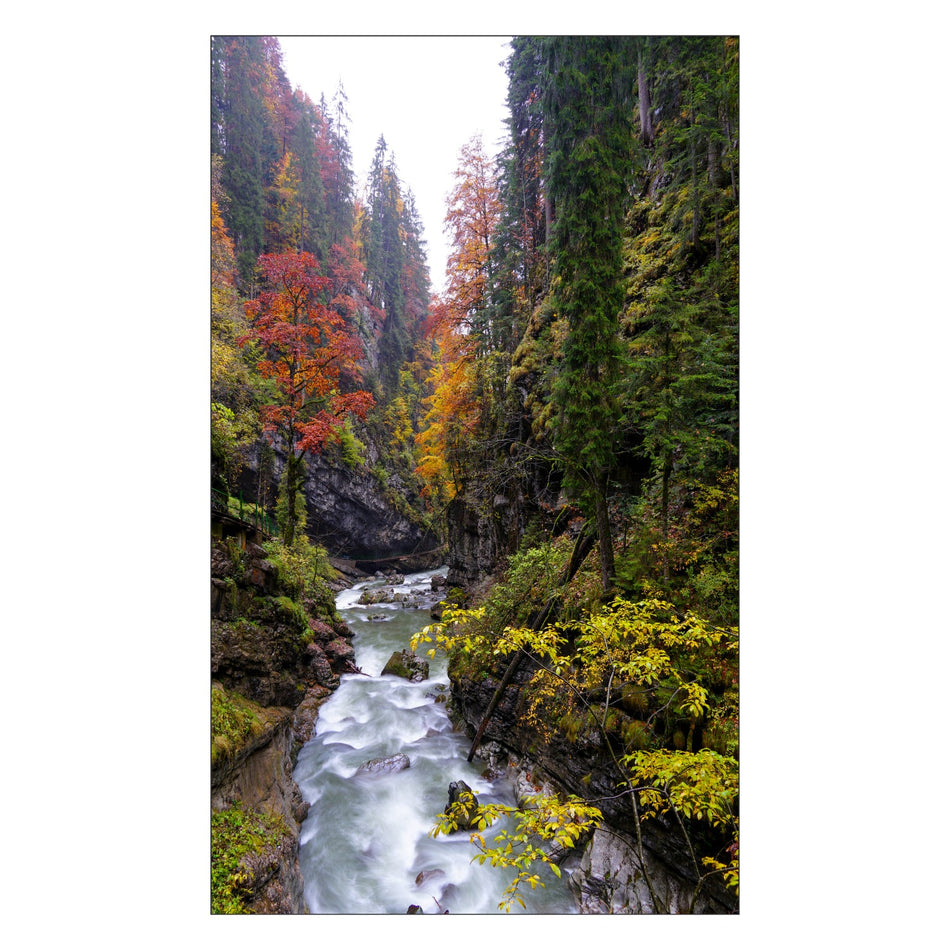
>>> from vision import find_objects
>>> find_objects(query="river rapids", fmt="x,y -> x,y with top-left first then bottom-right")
292,566 -> 577,914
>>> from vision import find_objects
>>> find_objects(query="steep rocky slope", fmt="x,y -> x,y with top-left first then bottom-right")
210,538 -> 359,914
237,438 -> 440,561
449,658 -> 737,914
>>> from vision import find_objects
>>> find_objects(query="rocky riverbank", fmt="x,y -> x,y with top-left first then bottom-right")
210,538 -> 361,914
450,659 -> 738,914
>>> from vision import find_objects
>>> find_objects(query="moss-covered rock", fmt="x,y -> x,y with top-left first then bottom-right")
210,538 -> 360,914
211,803 -> 300,914
381,650 -> 429,682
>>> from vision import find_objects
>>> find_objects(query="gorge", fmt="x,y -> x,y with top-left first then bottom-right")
211,34 -> 739,914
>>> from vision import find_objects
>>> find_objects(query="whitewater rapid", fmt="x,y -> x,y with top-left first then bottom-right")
292,566 -> 576,914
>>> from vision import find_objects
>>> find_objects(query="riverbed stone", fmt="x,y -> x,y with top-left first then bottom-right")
415,868 -> 446,888
358,587 -> 395,605
381,650 -> 429,682
356,753 -> 411,775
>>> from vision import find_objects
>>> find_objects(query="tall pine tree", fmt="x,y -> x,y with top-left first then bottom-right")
543,36 -> 636,593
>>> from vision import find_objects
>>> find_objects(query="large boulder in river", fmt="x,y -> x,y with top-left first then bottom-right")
358,587 -> 395,605
381,650 -> 429,682
356,753 -> 411,776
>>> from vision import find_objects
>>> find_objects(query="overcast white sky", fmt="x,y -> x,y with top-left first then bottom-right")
277,35 -> 512,296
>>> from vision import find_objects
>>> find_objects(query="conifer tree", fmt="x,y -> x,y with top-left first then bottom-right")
363,137 -> 411,391
289,91 -> 329,256
543,36 -> 636,593
212,37 -> 268,285
319,83 -> 356,248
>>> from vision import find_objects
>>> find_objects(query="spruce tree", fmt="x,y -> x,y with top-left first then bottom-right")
543,36 -> 636,593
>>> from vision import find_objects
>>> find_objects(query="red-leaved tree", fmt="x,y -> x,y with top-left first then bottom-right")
241,251 -> 374,543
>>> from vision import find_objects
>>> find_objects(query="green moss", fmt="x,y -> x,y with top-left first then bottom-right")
273,596 -> 311,635
620,683 -> 650,717
558,711 -> 584,742
621,719 -> 652,751
211,804 -> 289,914
211,684 -> 267,766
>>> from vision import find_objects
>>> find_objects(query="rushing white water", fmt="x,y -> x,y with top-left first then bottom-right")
293,566 -> 577,914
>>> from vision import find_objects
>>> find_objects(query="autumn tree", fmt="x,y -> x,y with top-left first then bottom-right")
415,296 -> 481,499
414,138 -> 504,505
211,157 -> 264,491
240,251 -> 374,543
443,135 -> 502,352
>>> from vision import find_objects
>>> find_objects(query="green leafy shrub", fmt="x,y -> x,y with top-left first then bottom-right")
211,804 -> 289,914
263,536 -> 333,601
478,535 -> 574,633
415,593 -> 739,903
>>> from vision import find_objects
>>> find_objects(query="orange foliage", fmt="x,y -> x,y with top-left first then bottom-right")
442,136 -> 502,345
414,296 -> 481,498
211,200 -> 236,289
240,252 -> 374,458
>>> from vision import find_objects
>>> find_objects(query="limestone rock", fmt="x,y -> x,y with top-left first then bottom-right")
238,441 -> 440,561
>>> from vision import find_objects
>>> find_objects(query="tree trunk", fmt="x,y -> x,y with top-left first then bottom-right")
637,42 -> 653,146
661,452 -> 671,583
283,451 -> 300,546
690,118 -> 701,249
708,137 -> 720,188
594,474 -> 615,595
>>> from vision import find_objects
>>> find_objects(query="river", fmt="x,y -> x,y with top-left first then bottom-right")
292,566 -> 577,914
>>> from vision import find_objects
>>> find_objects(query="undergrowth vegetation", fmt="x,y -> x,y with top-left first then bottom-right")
211,683 -> 268,766
413,532 -> 739,911
211,804 -> 291,914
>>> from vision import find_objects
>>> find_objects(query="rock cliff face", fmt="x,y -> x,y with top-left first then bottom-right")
211,537 -> 359,914
211,711 -> 310,914
445,488 -> 526,589
239,441 -> 440,560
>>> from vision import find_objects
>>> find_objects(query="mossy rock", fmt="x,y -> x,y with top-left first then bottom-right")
211,803 -> 294,914
619,683 -> 651,717
211,683 -> 283,767
381,650 -> 429,682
